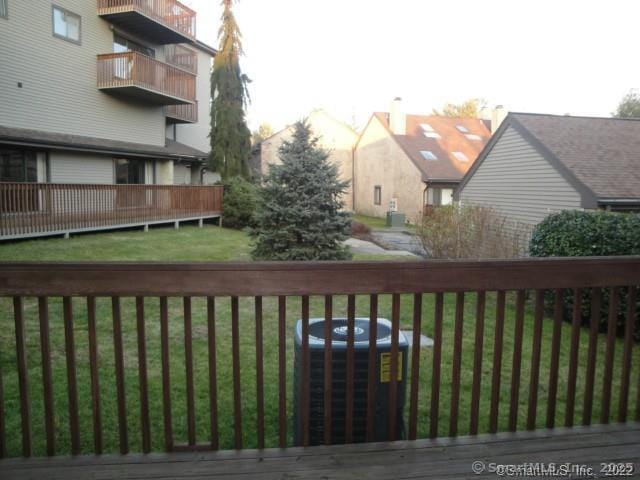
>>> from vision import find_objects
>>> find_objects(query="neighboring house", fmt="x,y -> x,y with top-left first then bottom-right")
354,98 -> 494,222
0,0 -> 224,240
253,110 -> 359,210
455,113 -> 640,229
0,0 -> 218,187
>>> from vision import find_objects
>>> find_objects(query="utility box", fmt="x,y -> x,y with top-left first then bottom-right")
386,211 -> 405,227
293,317 -> 408,446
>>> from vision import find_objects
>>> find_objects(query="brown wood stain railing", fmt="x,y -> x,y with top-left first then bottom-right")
0,183 -> 223,239
97,52 -> 196,103
97,0 -> 197,40
0,258 -> 638,458
165,101 -> 198,123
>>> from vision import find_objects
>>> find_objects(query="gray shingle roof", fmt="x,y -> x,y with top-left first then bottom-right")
0,125 -> 208,161
511,113 -> 640,200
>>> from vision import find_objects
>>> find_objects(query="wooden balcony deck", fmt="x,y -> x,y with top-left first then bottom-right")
1,423 -> 638,479
0,183 -> 223,240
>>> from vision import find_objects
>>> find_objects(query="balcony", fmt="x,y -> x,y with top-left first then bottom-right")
165,101 -> 198,124
97,0 -> 196,44
165,43 -> 198,74
97,51 -> 196,105
0,183 -> 223,240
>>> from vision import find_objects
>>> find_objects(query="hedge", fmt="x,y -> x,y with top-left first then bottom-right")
529,210 -> 640,340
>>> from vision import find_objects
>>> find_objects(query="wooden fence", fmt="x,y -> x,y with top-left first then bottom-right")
97,0 -> 197,40
97,52 -> 196,103
0,183 -> 223,239
0,258 -> 638,457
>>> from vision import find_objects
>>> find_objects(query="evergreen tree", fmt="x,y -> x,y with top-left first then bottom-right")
251,121 -> 352,261
209,0 -> 251,180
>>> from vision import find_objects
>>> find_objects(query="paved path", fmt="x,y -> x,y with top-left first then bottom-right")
345,237 -> 416,257
370,230 -> 426,257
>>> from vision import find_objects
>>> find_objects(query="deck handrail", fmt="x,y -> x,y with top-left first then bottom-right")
0,183 -> 223,238
0,257 -> 638,457
97,51 -> 196,103
97,0 -> 196,39
165,101 -> 198,123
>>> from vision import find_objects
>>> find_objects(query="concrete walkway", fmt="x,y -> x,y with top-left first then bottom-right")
370,230 -> 426,257
344,237 -> 416,257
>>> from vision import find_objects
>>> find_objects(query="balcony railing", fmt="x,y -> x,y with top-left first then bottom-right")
0,257 -> 638,457
97,52 -> 196,105
97,0 -> 196,43
0,183 -> 223,239
165,44 -> 198,74
165,101 -> 198,124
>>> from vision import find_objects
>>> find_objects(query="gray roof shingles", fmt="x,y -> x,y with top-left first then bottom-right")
0,125 -> 208,161
512,113 -> 640,200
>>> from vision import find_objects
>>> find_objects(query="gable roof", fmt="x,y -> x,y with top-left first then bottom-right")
0,125 -> 208,161
260,109 -> 359,146
371,112 -> 491,183
456,113 -> 640,206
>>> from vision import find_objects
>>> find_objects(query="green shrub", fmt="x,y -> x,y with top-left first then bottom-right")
529,210 -> 640,340
222,176 -> 258,229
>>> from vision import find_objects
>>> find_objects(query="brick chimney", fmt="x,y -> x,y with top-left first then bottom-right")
389,97 -> 406,135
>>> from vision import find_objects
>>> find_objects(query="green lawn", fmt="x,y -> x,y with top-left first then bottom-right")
0,226 -> 637,457
352,214 -> 389,230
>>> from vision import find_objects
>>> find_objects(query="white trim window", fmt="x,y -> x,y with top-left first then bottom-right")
53,5 -> 81,44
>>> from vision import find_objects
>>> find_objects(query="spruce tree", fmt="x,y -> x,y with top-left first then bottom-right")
251,121 -> 352,261
209,0 -> 251,180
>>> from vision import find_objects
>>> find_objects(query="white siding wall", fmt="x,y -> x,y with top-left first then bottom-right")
174,164 -> 191,184
175,49 -> 212,153
459,126 -> 582,226
0,0 -> 165,145
50,151 -> 114,184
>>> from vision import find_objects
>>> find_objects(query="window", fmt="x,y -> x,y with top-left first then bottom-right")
456,125 -> 469,133
452,151 -> 469,162
0,0 -> 8,19
420,123 -> 434,132
115,158 -> 145,184
465,133 -> 482,141
420,150 -> 438,161
427,187 -> 454,206
423,131 -> 441,139
374,186 -> 382,206
53,5 -> 81,43
0,149 -> 38,182
113,34 -> 155,58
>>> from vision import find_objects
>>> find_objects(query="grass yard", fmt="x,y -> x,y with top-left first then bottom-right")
0,226 -> 638,457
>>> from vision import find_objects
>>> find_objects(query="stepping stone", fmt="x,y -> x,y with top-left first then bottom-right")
400,330 -> 434,348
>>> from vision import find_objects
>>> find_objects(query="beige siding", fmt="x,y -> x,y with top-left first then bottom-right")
50,151 -> 114,184
354,116 -> 425,223
174,164 -> 191,184
0,0 -> 165,146
459,126 -> 582,226
175,49 -> 212,153
260,110 -> 358,211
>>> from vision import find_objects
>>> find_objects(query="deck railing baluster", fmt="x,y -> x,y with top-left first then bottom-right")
136,297 -> 151,453
345,294 -> 355,444
429,292 -> 444,439
388,293 -> 400,441
112,297 -> 128,454
255,296 -> 265,449
38,297 -> 55,456
469,291 -> 485,435
87,297 -> 103,453
508,290 -> 526,432
207,297 -> 219,450
323,295 -> 333,445
231,296 -> 243,449
449,292 -> 464,437
408,293 -> 423,440
13,297 -> 31,457
546,289 -> 564,428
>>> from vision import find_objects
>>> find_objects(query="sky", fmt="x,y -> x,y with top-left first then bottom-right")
180,0 -> 640,132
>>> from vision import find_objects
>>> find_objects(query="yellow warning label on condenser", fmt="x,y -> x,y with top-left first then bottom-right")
380,352 -> 403,383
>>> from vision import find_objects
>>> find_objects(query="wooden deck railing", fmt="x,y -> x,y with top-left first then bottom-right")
97,52 -> 196,103
0,183 -> 223,239
97,0 -> 196,40
164,44 -> 198,74
165,101 -> 198,123
0,258 -> 638,458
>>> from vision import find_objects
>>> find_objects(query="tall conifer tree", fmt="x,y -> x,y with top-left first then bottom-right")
209,0 -> 251,179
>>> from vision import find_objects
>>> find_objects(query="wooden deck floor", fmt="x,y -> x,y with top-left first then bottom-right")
1,423 -> 638,480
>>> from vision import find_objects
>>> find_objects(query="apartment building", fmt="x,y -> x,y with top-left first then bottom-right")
0,0 -> 223,240
0,0 -> 216,186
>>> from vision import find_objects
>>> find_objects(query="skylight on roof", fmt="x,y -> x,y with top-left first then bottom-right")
420,150 -> 438,161
456,125 -> 469,133
423,131 -> 441,139
465,133 -> 482,141
452,151 -> 469,162
420,123 -> 435,132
